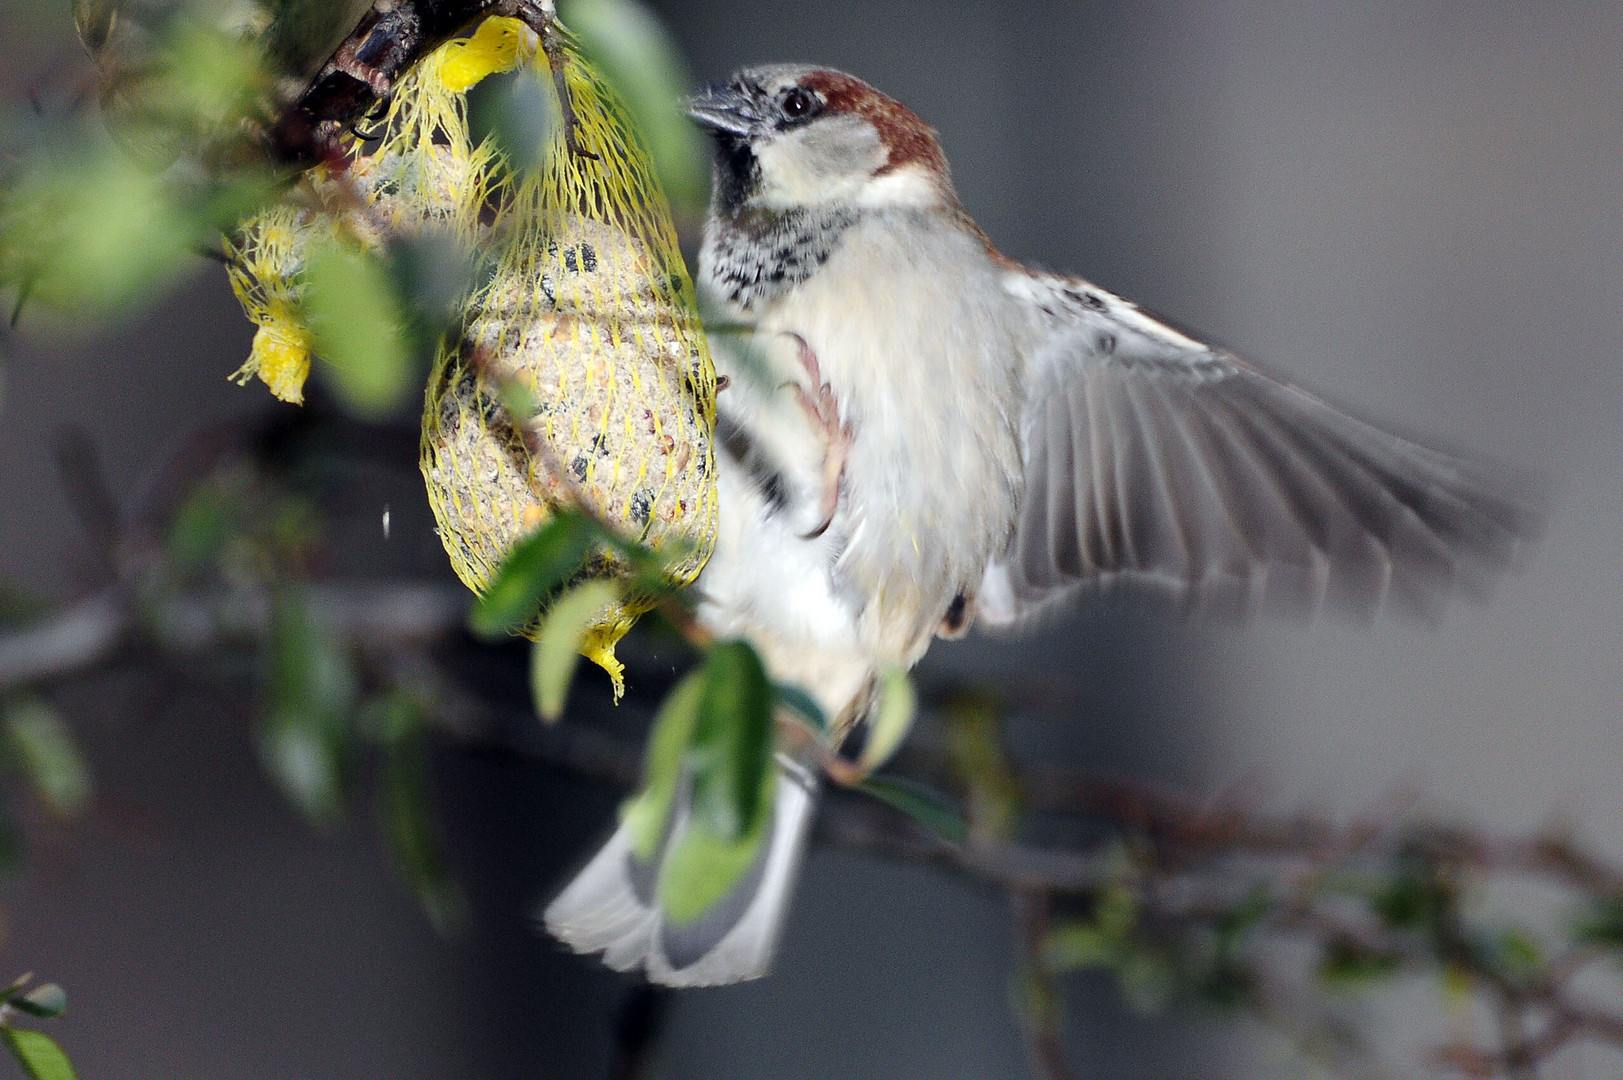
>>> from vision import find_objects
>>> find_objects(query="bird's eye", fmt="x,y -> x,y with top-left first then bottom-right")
781,87 -> 818,121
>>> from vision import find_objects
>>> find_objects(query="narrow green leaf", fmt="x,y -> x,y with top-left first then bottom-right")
259,717 -> 342,827
774,684 -> 826,734
531,580 -> 620,721
259,588 -> 355,828
2,1029 -> 75,1080
468,513 -> 597,638
10,985 -> 66,1021
378,716 -> 466,936
302,241 -> 412,418
857,664 -> 915,772
854,775 -> 968,846
689,641 -> 773,840
2,702 -> 91,818
620,670 -> 705,859
165,482 -> 236,573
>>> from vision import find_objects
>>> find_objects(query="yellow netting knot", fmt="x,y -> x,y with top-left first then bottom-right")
233,316 -> 313,404
437,16 -> 537,93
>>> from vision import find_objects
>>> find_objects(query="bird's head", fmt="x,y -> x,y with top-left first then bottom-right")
687,65 -> 954,216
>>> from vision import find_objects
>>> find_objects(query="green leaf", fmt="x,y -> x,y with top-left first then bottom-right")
657,780 -> 772,926
1477,927 -> 1544,982
0,148 -> 194,319
773,683 -> 826,734
620,671 -> 705,860
377,709 -> 466,936
468,513 -> 597,638
2,702 -> 91,818
560,0 -> 709,220
531,580 -> 620,721
857,664 -> 915,772
689,641 -> 774,841
165,481 -> 237,573
854,775 -> 968,846
302,241 -> 413,418
1373,857 -> 1439,931
9,985 -> 66,1021
1095,885 -> 1139,938
2,1029 -> 75,1080
258,588 -> 356,828
467,67 -> 552,175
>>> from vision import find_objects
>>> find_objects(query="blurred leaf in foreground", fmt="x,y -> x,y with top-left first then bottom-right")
372,693 -> 466,935
468,511 -> 599,638
560,0 -> 708,221
857,664 -> 915,772
855,774 -> 967,846
1,701 -> 91,819
531,579 -> 621,721
620,669 -> 705,859
258,587 -> 356,827
0,146 -> 197,321
689,641 -> 773,842
6,984 -> 67,1022
1,1028 -> 75,1080
301,241 -> 414,418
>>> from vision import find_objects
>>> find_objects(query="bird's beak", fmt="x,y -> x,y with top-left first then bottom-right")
686,82 -> 763,138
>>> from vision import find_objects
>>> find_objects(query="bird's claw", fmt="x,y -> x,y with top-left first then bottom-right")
789,336 -> 849,540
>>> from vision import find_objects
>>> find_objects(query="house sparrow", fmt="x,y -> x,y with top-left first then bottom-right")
544,64 -> 1541,985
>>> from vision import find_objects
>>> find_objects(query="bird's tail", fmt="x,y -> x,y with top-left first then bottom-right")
542,753 -> 818,987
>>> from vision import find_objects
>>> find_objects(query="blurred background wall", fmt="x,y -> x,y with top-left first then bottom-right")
1,1 -> 1619,1077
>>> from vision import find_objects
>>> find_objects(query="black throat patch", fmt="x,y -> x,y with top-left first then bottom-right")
700,205 -> 858,311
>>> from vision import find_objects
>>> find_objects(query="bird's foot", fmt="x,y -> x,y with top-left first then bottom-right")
789,336 -> 849,539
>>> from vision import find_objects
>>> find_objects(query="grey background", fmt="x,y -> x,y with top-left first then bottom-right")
1,1 -> 1620,1077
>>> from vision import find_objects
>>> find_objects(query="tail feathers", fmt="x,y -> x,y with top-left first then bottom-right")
542,757 -> 818,987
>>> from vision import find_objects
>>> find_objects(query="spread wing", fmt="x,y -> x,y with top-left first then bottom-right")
978,273 -> 1544,625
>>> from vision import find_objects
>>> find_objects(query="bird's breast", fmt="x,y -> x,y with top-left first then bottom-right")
754,212 -> 1026,660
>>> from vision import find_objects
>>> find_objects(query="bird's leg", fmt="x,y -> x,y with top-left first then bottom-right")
787,334 -> 849,539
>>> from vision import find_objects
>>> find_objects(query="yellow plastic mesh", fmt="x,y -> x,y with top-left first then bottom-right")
225,19 -> 510,401
226,16 -> 718,695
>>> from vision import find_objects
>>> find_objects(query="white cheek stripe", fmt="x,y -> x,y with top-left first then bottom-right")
855,165 -> 944,209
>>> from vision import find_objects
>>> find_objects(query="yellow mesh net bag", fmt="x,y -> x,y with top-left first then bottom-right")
226,15 -> 718,697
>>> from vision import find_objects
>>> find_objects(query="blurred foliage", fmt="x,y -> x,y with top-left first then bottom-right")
0,975 -> 74,1080
260,585 -> 358,827
298,242 -> 414,418
531,579 -> 621,721
6,6 -> 1621,1080
0,702 -> 91,821
558,0 -> 707,223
